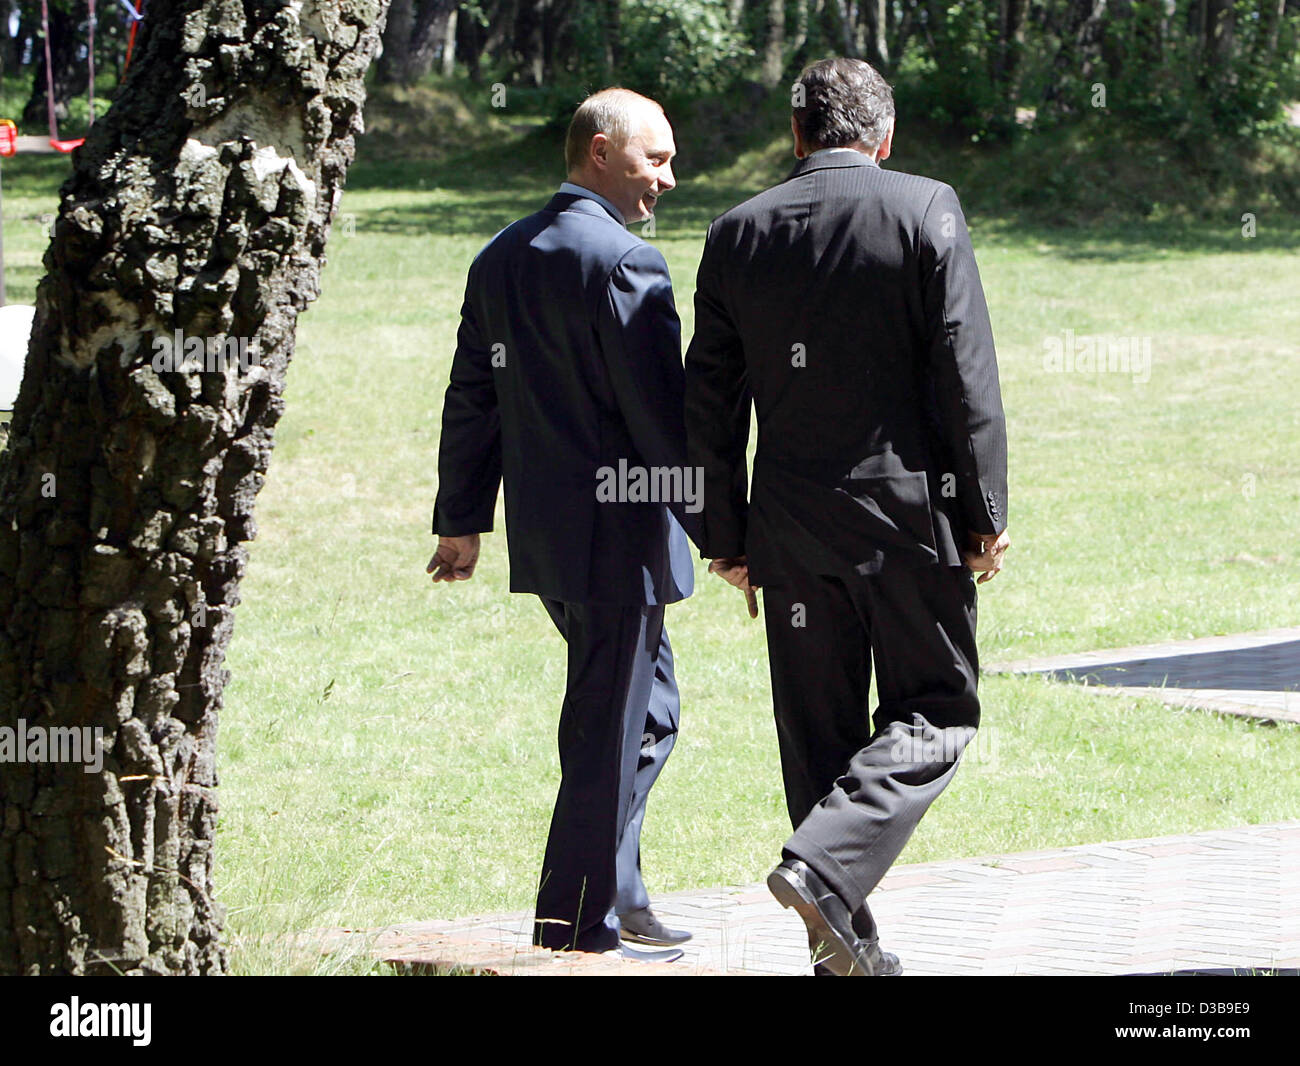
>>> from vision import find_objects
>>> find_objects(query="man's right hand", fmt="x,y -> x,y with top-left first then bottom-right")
963,529 -> 1010,584
708,556 -> 758,618
427,535 -> 481,582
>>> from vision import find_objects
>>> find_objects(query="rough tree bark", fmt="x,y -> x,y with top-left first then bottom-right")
0,0 -> 389,976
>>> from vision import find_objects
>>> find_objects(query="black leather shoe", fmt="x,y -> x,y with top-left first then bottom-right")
618,907 -> 692,946
812,948 -> 902,976
605,941 -> 684,963
768,859 -> 901,976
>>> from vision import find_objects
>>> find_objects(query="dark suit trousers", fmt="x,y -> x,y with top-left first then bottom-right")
533,598 -> 678,951
760,562 -> 980,918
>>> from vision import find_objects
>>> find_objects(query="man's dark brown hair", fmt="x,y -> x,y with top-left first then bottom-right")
793,57 -> 894,152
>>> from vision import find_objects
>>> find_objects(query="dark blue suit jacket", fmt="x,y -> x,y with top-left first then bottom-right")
433,192 -> 697,605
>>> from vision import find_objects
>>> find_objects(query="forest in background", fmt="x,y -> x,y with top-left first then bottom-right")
2,2 -> 1297,136
0,2 -> 1297,218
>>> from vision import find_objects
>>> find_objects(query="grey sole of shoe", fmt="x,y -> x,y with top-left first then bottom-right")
767,867 -> 865,976
622,949 -> 684,964
619,931 -> 692,947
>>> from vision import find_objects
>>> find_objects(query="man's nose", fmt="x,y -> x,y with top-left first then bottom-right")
658,164 -> 676,192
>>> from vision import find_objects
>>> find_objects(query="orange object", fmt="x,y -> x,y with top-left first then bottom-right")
0,121 -> 15,158
49,138 -> 85,153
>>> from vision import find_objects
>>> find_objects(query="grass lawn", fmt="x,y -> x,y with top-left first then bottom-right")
2,111 -> 1297,974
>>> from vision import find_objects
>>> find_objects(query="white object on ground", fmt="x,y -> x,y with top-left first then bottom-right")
0,303 -> 36,411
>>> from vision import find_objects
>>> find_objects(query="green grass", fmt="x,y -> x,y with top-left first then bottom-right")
2,88 -> 1298,974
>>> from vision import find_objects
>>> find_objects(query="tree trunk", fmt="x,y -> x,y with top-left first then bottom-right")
989,0 -> 1027,127
377,0 -> 451,85
601,0 -> 620,72
1205,0 -> 1234,73
789,0 -> 809,61
440,6 -> 457,76
0,0 -> 389,976
415,0 -> 454,79
862,0 -> 887,69
480,0 -> 517,80
1041,0 -> 1108,118
761,0 -> 786,86
889,0 -> 916,69
513,0 -> 543,86
377,0 -> 415,84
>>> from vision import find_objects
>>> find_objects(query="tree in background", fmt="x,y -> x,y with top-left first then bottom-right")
377,0 -> 459,84
363,1 -> 1298,140
0,0 -> 389,976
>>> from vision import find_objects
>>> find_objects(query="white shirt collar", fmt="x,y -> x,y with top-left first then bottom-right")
558,181 -> 626,225
807,146 -> 875,163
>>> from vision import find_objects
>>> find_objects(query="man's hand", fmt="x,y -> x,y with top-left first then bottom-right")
708,556 -> 758,618
427,535 -> 481,583
963,529 -> 1010,584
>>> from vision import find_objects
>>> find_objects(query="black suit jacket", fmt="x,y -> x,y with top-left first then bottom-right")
433,192 -> 697,605
685,151 -> 1007,585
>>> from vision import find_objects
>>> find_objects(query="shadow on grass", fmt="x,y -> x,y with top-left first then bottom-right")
348,186 -> 754,242
974,210 -> 1300,260
346,121 -> 1300,257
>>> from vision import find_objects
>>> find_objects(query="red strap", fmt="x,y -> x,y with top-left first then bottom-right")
123,0 -> 146,75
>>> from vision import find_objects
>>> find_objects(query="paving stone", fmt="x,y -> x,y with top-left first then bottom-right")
336,816 -> 1300,976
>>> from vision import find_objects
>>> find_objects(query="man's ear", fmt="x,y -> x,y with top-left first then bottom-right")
876,118 -> 895,162
590,132 -> 610,171
790,114 -> 806,160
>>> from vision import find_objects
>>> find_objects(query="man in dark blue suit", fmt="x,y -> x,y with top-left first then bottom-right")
428,89 -> 700,961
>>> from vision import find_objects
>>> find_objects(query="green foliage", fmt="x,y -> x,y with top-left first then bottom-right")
886,1 -> 1299,145
566,0 -> 754,97
891,2 -> 1016,141
1079,1 -> 1300,139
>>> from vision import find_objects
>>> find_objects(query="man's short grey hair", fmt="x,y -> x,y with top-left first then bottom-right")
565,87 -> 663,173
793,57 -> 894,152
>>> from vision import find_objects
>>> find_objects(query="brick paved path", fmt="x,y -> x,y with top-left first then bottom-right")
350,821 -> 1300,975
341,630 -> 1300,975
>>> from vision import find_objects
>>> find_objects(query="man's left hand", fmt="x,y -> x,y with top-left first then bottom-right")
428,535 -> 481,582
963,529 -> 1010,584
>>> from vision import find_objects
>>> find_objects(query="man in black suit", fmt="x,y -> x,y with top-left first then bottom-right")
685,57 -> 1010,976
428,89 -> 699,961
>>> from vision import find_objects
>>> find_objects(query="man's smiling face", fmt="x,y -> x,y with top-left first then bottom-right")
604,110 -> 677,223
